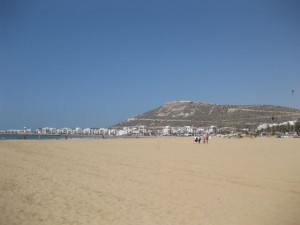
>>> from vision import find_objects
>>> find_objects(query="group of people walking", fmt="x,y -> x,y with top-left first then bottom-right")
194,134 -> 209,144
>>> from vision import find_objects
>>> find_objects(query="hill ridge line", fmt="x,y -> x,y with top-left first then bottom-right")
113,101 -> 300,128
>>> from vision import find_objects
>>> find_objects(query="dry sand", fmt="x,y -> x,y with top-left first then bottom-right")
0,137 -> 299,225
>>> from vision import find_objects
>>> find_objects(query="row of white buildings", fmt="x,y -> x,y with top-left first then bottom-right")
36,125 -> 219,136
4,121 -> 296,136
3,125 -> 218,136
256,120 -> 296,130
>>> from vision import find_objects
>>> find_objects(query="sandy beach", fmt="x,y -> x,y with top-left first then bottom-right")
0,137 -> 299,225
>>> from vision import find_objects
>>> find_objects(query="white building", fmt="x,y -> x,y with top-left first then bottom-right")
162,126 -> 171,136
208,126 -> 217,135
257,124 -> 269,131
74,127 -> 82,134
41,127 -> 50,134
49,128 -> 57,134
138,126 -> 146,135
117,130 -> 128,136
99,128 -> 109,135
82,128 -> 91,135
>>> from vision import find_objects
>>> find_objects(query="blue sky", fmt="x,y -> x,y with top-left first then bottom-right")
1,0 -> 300,129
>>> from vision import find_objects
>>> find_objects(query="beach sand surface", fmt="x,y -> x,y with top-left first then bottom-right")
0,137 -> 299,225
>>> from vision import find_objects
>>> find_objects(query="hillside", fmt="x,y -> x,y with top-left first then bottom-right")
112,101 -> 300,128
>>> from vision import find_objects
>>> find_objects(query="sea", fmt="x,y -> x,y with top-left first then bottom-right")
0,133 -> 64,140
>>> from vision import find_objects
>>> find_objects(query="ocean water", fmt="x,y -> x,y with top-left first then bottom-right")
0,133 -> 64,140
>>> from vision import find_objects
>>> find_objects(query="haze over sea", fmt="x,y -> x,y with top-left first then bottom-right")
1,0 -> 299,129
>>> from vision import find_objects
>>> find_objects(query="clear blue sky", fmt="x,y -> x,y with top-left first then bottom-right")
1,0 -> 299,129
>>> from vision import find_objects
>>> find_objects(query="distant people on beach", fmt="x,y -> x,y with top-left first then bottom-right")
201,134 -> 209,144
205,134 -> 209,143
194,135 -> 198,143
195,134 -> 210,144
194,135 -> 202,144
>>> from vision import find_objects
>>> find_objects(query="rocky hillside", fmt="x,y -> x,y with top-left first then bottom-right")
112,101 -> 300,128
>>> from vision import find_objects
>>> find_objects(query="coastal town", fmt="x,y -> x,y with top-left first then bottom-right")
1,119 -> 299,138
0,125 -> 219,137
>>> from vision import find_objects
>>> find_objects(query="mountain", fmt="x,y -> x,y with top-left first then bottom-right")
112,101 -> 300,128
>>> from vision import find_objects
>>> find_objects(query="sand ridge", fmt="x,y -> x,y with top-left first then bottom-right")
0,137 -> 299,225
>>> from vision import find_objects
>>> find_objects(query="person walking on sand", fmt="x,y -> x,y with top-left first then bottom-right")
203,135 -> 205,144
194,135 -> 198,143
205,134 -> 209,144
198,135 -> 201,144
